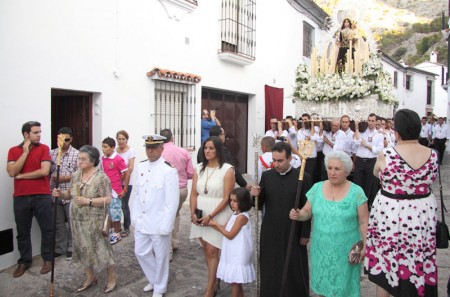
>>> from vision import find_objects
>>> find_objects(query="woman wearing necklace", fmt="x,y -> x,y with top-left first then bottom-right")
52,145 -> 117,293
190,136 -> 235,297
290,151 -> 369,297
365,109 -> 439,297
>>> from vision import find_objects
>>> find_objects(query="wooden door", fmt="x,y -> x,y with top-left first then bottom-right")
202,88 -> 248,173
51,89 -> 92,150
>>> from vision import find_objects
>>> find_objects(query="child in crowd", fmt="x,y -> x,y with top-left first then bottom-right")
101,137 -> 129,244
209,187 -> 255,297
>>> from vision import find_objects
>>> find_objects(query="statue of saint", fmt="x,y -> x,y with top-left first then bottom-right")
335,18 -> 358,73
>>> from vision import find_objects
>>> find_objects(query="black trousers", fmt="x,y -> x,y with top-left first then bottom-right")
14,195 -> 54,264
304,157 -> 318,183
434,138 -> 447,164
353,157 -> 379,208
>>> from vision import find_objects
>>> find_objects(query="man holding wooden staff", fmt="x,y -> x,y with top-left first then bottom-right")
251,141 -> 312,297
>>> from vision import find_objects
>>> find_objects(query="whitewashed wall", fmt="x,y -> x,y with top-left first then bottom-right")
0,0 -> 327,269
415,62 -> 448,117
382,61 -> 406,115
401,73 -> 432,117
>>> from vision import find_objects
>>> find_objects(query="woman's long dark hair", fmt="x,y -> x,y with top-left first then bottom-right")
341,18 -> 352,30
200,136 -> 224,173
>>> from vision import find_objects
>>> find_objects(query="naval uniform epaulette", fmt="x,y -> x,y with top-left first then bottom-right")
164,161 -> 174,167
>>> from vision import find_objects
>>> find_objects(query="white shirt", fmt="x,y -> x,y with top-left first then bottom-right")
288,126 -> 298,150
433,124 -> 448,139
257,152 -> 301,182
354,128 -> 384,158
297,126 -> 321,158
131,157 -> 179,235
341,128 -> 355,156
322,130 -> 346,155
258,152 -> 273,183
420,123 -> 431,138
265,129 -> 278,138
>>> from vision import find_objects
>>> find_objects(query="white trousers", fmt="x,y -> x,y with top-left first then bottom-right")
135,231 -> 171,293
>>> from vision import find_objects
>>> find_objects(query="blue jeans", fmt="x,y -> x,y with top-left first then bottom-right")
121,185 -> 132,230
13,195 -> 54,264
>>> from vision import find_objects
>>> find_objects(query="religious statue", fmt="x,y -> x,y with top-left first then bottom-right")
335,18 -> 358,73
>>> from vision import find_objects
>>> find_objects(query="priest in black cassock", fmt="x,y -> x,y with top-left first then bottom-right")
251,141 -> 312,297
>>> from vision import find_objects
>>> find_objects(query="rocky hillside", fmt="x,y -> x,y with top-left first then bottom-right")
314,0 -> 448,66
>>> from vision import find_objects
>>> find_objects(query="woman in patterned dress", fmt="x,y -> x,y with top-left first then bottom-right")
189,136 -> 235,297
365,109 -> 439,297
53,145 -> 116,293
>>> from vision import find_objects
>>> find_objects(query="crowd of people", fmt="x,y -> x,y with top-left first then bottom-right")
5,107 -> 449,297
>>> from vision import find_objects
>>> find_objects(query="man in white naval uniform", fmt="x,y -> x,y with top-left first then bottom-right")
132,134 -> 179,297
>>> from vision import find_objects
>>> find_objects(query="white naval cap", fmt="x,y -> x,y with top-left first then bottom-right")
142,134 -> 166,147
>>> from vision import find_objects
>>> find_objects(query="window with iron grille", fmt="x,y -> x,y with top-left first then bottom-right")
393,71 -> 398,88
303,22 -> 314,58
219,0 -> 256,59
426,80 -> 433,105
153,80 -> 196,150
405,74 -> 413,91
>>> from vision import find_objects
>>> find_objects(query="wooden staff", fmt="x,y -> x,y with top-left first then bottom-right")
49,134 -> 65,297
279,140 -> 315,297
252,133 -> 262,296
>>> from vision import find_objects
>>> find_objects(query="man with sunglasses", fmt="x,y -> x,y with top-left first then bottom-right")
50,127 -> 79,261
7,121 -> 53,277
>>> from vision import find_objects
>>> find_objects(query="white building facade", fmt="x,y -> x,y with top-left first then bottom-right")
382,54 -> 437,118
0,0 -> 329,269
415,53 -> 448,118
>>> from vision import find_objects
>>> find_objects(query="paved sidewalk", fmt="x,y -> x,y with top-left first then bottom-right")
1,153 -> 449,297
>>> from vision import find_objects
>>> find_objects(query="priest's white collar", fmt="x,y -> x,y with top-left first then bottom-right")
278,166 -> 292,176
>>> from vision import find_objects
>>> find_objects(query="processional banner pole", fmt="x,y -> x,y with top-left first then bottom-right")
252,133 -> 262,297
279,140 -> 315,297
50,134 -> 65,297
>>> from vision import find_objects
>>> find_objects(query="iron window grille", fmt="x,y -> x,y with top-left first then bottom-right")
153,80 -> 196,150
219,0 -> 256,59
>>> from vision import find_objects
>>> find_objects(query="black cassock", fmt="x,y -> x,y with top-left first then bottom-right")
259,167 -> 312,297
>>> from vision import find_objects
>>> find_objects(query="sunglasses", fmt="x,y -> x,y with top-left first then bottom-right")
64,138 -> 71,142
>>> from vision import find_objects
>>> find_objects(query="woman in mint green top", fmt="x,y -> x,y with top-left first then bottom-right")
290,151 -> 368,297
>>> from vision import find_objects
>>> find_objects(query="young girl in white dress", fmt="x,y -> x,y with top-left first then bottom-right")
209,187 -> 256,297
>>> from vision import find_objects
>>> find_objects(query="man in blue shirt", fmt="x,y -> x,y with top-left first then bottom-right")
201,109 -> 221,144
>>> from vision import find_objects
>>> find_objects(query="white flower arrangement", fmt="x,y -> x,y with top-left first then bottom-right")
293,54 -> 397,104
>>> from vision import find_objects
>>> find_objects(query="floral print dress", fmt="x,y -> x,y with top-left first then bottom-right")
364,148 -> 438,297
69,170 -> 115,269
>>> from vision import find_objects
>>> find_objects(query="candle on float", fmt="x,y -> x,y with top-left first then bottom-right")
349,40 -> 353,74
330,42 -> 336,73
345,49 -> 350,74
323,44 -> 329,75
364,42 -> 370,63
311,47 -> 317,76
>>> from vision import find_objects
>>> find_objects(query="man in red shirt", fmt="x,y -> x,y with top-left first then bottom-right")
7,121 -> 53,277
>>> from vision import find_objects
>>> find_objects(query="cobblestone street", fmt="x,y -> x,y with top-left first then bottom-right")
1,154 -> 449,297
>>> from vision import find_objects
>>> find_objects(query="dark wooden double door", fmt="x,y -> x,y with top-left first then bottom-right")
202,88 -> 248,174
51,89 -> 92,150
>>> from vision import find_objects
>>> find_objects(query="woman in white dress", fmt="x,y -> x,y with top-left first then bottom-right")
190,136 -> 235,297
